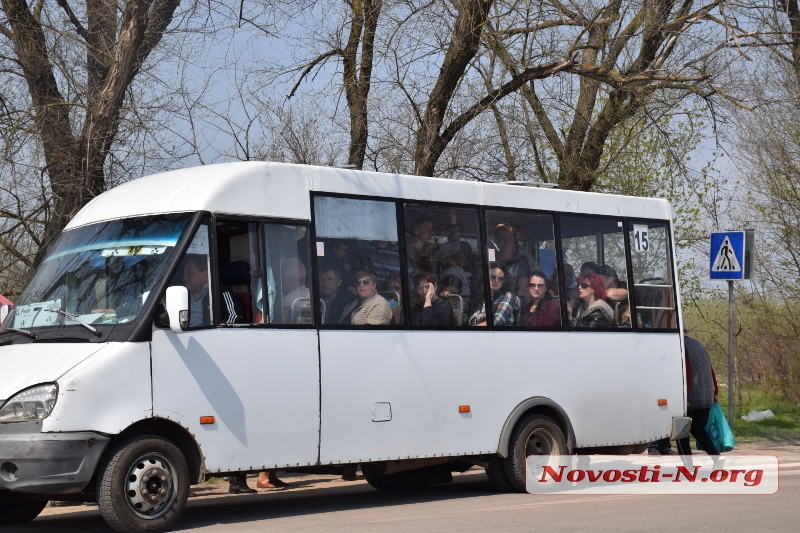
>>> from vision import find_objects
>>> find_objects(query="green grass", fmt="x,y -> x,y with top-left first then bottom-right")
717,386 -> 800,442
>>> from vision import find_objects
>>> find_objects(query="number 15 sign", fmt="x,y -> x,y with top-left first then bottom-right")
633,225 -> 649,252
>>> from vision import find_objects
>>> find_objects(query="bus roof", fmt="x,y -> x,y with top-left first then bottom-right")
66,161 -> 671,229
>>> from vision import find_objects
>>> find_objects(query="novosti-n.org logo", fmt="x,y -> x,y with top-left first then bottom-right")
526,455 -> 779,494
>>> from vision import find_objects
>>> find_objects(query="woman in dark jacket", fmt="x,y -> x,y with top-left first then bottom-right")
410,272 -> 454,327
521,271 -> 561,327
569,273 -> 614,328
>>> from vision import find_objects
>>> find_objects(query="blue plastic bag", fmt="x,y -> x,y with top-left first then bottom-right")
697,401 -> 735,452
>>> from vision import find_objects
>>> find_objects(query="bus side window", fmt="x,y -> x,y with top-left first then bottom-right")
312,196 -> 399,327
216,221 -> 260,325
559,215 -> 629,330
403,204 -> 481,328
485,209 -> 560,329
164,220 -> 213,329
263,223 -> 313,325
628,221 -> 677,330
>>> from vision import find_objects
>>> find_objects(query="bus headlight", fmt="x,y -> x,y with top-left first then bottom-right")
0,384 -> 58,423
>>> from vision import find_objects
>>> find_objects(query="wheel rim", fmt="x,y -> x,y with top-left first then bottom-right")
525,428 -> 560,456
125,453 -> 178,519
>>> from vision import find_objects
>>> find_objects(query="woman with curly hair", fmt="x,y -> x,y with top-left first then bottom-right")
569,272 -> 614,329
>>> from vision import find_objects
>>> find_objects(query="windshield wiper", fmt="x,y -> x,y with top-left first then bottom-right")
46,308 -> 102,337
0,328 -> 37,340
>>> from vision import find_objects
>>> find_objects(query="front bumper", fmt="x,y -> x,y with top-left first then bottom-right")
0,421 -> 109,494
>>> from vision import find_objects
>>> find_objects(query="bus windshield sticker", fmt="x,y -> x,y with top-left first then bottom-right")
488,248 -> 496,261
317,241 -> 325,256
13,299 -> 61,328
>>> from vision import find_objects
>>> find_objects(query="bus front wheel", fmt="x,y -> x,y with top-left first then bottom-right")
504,414 -> 567,492
96,436 -> 190,533
0,492 -> 47,525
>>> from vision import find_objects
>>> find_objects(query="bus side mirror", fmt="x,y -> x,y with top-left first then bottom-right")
165,286 -> 190,333
0,305 -> 9,324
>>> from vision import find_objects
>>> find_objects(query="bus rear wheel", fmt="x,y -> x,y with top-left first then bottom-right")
96,436 -> 190,533
0,492 -> 47,525
503,414 -> 567,492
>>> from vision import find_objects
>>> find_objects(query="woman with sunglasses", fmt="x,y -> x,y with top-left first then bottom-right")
569,273 -> 614,329
521,271 -> 561,328
339,270 -> 392,325
468,264 -> 516,327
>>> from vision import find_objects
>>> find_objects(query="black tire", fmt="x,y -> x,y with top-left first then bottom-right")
0,492 -> 47,525
360,463 -> 432,490
503,414 -> 567,492
96,436 -> 190,533
484,454 -> 515,492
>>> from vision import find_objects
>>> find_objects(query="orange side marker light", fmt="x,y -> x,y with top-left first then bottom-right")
200,416 -> 215,424
459,405 -> 471,413
657,399 -> 668,406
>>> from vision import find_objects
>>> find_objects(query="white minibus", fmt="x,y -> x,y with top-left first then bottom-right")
0,162 -> 689,532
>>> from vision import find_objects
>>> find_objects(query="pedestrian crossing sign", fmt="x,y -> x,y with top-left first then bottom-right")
710,231 -> 745,280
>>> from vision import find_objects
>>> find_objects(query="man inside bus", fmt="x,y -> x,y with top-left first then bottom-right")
182,255 -> 243,326
319,265 -> 356,324
339,270 -> 392,325
492,224 -> 536,297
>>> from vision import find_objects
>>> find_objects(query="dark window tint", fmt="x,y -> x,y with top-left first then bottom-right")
628,221 -> 677,330
559,215 -> 630,330
403,204 -> 483,328
313,196 -> 399,326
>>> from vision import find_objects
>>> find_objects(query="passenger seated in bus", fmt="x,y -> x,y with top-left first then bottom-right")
281,257 -> 310,323
339,270 -> 393,325
407,208 -> 462,274
381,274 -> 404,325
599,265 -> 630,326
319,265 -> 356,324
438,274 -> 466,325
568,273 -> 614,329
410,272 -> 454,327
469,264 -> 517,327
438,274 -> 463,298
439,241 -> 473,300
580,261 -> 601,276
491,224 -> 536,297
521,271 -> 561,328
183,255 -> 242,326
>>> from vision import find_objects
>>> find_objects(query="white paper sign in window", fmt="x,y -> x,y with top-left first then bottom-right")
633,224 -> 649,252
314,196 -> 398,241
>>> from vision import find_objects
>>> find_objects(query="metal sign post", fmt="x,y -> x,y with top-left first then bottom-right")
710,230 -> 754,429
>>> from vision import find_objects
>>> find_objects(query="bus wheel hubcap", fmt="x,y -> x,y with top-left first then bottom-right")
126,455 -> 175,518
526,428 -> 557,456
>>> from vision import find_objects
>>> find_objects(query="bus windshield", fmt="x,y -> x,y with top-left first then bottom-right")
5,214 -> 192,331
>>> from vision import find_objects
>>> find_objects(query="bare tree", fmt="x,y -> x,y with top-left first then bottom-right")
0,0 -> 183,266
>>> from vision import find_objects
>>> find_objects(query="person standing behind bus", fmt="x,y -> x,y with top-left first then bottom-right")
677,332 -> 721,456
469,264 -> 516,327
339,270 -> 392,325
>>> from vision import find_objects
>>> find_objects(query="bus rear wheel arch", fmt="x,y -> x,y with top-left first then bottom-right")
96,435 -> 190,533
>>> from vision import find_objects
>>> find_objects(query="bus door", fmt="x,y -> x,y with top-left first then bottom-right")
151,218 -> 320,473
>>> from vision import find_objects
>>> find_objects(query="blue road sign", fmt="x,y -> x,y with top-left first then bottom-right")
710,231 -> 745,280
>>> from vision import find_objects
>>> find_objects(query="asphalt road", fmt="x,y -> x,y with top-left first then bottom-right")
10,459 -> 800,533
